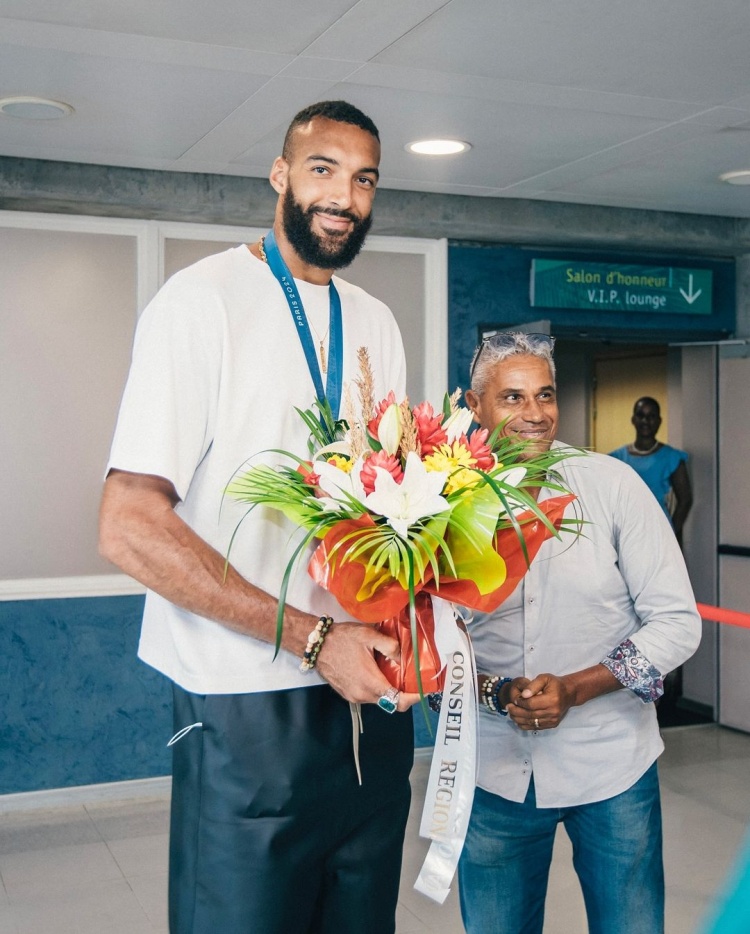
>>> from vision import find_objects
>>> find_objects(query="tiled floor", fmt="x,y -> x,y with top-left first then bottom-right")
1,724 -> 749,933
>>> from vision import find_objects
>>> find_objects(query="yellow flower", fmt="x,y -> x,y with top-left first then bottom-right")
423,442 -> 478,495
327,454 -> 354,473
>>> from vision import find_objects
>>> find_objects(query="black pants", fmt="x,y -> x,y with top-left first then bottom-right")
169,683 -> 414,934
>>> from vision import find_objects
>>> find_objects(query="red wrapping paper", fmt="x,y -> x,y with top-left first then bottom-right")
308,493 -> 575,691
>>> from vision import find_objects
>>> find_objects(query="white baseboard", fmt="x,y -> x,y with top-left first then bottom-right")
0,775 -> 171,813
0,574 -> 146,602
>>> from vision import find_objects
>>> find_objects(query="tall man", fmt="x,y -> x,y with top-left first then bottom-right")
99,101 -> 415,934
458,332 -> 701,934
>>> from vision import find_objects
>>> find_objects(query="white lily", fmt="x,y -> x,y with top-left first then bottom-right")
312,440 -> 353,462
377,402 -> 403,456
364,451 -> 450,539
314,456 -> 368,512
443,406 -> 474,442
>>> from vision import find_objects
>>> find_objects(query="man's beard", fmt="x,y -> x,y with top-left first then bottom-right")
281,187 -> 372,270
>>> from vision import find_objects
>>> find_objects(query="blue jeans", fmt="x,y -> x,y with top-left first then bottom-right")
458,763 -> 664,934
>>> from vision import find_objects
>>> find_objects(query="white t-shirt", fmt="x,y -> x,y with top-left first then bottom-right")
108,245 -> 407,694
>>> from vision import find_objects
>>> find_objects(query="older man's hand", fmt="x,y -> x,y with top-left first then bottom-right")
506,663 -> 624,730
506,673 -> 577,730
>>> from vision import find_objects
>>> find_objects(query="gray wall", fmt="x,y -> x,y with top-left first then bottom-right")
717,353 -> 750,729
2,155 -> 750,256
0,225 -> 137,578
680,347 -> 719,709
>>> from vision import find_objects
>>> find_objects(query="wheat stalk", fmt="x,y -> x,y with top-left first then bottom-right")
355,346 -> 375,427
399,398 -> 420,458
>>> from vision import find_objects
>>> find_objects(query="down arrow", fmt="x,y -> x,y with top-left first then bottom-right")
680,274 -> 702,305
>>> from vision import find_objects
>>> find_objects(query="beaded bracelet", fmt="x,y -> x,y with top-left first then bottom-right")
481,675 -> 513,715
492,676 -> 513,716
299,615 -> 334,672
482,675 -> 501,712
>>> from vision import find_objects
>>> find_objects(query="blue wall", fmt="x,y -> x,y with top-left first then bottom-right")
0,593 -> 437,794
0,595 -> 171,794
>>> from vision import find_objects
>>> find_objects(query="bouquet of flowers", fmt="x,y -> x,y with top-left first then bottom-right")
225,348 -> 577,696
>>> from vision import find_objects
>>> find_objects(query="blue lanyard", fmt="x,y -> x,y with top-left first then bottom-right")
263,230 -> 343,420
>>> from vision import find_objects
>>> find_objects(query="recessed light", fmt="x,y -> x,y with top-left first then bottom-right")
406,139 -> 471,156
719,170 -> 750,186
0,96 -> 75,120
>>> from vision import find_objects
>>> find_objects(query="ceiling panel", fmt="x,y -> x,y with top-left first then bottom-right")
541,132 -> 750,216
500,123 -> 732,195
0,16 -> 291,76
0,43 -> 270,159
302,0 -> 449,61
347,63 -> 700,122
1,0 -> 749,217
174,76 -> 342,166
374,0 -> 750,103
0,0 -> 359,53
336,84 -> 670,188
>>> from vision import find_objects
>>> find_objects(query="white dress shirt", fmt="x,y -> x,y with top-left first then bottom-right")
469,444 -> 701,808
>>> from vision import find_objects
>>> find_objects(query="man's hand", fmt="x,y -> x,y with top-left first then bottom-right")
506,673 -> 576,730
506,664 -> 623,730
315,622 -> 420,712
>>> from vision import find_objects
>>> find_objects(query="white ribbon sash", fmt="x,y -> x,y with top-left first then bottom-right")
414,601 -> 477,904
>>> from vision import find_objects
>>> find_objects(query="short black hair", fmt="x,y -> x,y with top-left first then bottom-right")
282,100 -> 380,159
634,396 -> 661,415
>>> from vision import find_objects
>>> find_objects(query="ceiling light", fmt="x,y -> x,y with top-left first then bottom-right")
0,96 -> 75,120
718,170 -> 750,186
406,139 -> 471,156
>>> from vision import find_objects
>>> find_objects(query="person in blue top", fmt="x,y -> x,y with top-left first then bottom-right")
609,396 -> 693,546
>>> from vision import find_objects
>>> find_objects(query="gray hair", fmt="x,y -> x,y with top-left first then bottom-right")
470,332 -> 556,395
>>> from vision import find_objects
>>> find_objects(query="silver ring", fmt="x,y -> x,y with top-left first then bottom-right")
377,687 -> 399,714
534,718 -> 540,730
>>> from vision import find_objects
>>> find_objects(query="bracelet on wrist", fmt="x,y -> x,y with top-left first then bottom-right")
299,616 -> 334,672
481,675 -> 513,715
482,675 -> 501,712
492,676 -> 513,716
428,676 -> 513,716
427,692 -> 443,713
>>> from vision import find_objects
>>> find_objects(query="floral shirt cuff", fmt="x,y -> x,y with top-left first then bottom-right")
601,638 -> 663,702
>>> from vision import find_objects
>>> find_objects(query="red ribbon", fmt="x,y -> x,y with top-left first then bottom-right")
697,603 -> 750,630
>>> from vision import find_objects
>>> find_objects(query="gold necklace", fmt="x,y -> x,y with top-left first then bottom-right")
628,440 -> 660,456
258,237 -> 330,373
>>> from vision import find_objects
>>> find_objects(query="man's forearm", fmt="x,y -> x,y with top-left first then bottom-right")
99,471 -> 314,657
560,663 -> 623,707
99,469 -> 415,708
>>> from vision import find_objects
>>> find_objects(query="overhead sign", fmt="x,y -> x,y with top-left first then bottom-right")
530,259 -> 713,315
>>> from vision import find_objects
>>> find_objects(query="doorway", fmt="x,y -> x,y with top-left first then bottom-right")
592,348 -> 668,453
